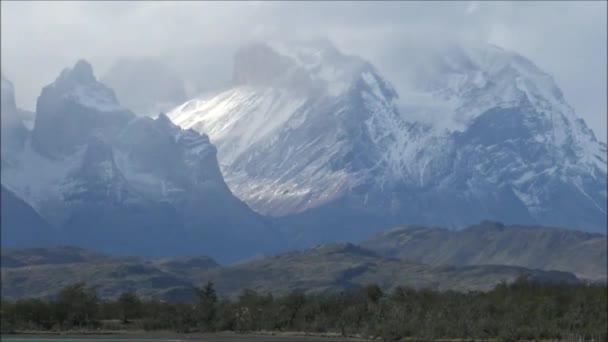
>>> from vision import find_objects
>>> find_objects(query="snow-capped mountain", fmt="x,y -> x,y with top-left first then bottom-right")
393,43 -> 607,232
170,40 -> 403,218
31,60 -> 133,159
1,60 -> 283,262
169,40 -> 607,244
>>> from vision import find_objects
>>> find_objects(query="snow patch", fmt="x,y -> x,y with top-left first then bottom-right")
169,87 -> 307,165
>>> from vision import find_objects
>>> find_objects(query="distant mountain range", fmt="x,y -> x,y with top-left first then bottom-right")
1,246 -> 218,302
362,221 -> 607,281
1,39 -> 606,263
169,40 -> 607,246
1,62 -> 283,263
1,243 -> 578,302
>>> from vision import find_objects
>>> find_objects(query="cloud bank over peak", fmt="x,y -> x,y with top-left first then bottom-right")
1,1 -> 606,141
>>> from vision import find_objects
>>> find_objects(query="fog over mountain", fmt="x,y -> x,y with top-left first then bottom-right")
1,1 -> 606,141
0,2 -> 605,263
100,58 -> 187,116
1,60 -> 284,263
169,40 -> 606,245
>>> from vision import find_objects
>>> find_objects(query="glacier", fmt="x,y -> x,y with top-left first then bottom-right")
168,40 -> 607,245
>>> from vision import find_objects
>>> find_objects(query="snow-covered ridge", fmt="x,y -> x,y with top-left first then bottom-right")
394,43 -> 606,175
30,60 -> 135,159
233,40 -> 381,98
169,40 -> 407,215
169,40 -> 606,234
50,60 -> 124,113
397,44 -> 566,130
2,59 -> 288,261
171,87 -> 308,166
3,112 -> 221,226
3,59 -> 223,224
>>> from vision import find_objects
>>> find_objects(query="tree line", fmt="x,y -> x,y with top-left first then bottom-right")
1,277 -> 606,341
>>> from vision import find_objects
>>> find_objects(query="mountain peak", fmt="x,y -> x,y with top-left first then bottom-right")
31,60 -> 133,158
233,43 -> 293,86
231,40 -> 375,98
73,59 -> 94,77
46,59 -> 125,113
169,40 -> 606,240
264,38 -> 347,67
311,243 -> 379,258
57,59 -> 96,86
401,42 -> 570,133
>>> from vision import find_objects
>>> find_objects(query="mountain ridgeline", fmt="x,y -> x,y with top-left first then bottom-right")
0,61 -> 283,263
362,221 -> 607,281
1,244 -> 578,302
0,39 -> 606,263
170,40 -> 607,246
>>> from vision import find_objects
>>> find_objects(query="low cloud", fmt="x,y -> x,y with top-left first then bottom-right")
1,1 -> 605,141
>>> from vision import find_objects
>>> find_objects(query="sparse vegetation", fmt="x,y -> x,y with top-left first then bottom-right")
1,244 -> 581,303
1,277 -> 606,341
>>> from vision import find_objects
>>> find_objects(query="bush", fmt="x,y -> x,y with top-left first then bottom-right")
1,280 -> 606,340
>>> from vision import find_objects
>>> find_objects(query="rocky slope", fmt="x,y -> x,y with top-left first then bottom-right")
0,185 -> 56,248
169,40 -> 607,245
200,242 -> 577,297
362,221 -> 607,281
1,245 -> 577,301
0,246 -> 217,302
0,61 -> 283,263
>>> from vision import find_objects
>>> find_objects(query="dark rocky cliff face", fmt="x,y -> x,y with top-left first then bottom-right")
1,60 -> 284,263
31,60 -> 134,159
169,41 -> 607,248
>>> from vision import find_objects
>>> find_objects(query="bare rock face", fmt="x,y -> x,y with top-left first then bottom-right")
361,221 -> 608,281
169,40 -> 607,246
31,60 -> 134,159
0,243 -> 579,300
2,60 -> 284,263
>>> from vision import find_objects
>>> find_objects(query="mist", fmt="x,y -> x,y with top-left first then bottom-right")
1,1 -> 606,141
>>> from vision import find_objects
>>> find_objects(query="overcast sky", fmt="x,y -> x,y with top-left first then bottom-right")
1,1 -> 606,141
